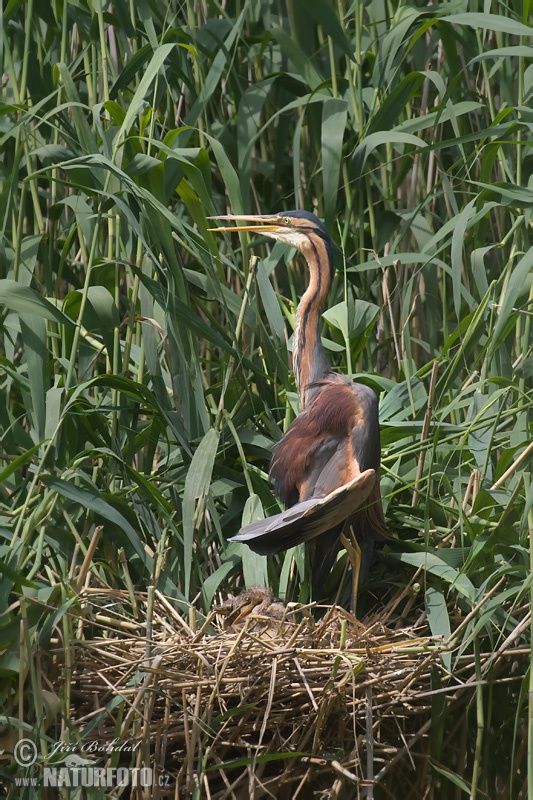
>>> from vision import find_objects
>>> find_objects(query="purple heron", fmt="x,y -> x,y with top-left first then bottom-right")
209,211 -> 389,604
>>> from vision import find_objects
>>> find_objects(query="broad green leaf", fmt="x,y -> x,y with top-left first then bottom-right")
67,374 -> 160,409
115,43 -> 175,146
294,0 -> 354,61
38,595 -> 80,645
379,378 -> 427,421
202,133 -> 243,213
45,479 -> 150,567
0,557 -> 38,588
323,301 -> 349,341
351,299 -> 380,338
425,586 -> 451,670
390,551 -> 476,604
397,101 -> 481,135
278,547 -> 298,600
85,286 -> 121,364
476,181 -> 533,208
207,752 -> 309,771
237,78 -> 277,208
367,73 -> 425,136
470,246 -> 493,298
468,45 -> 533,65
270,28 -> 325,91
0,280 -> 74,326
322,98 -> 348,225
15,234 -> 43,286
431,763 -> 471,794
55,196 -> 95,249
450,199 -> 476,320
352,131 -> 426,176
56,63 -> 98,154
256,260 -> 286,343
182,429 -> 220,599
201,558 -> 239,609
375,8 -> 423,84
184,268 -> 256,330
125,153 -> 162,177
45,387 -> 63,444
184,9 -> 247,129
491,248 -> 533,349
442,12 -> 533,37
240,494 -> 269,589
19,314 -> 47,441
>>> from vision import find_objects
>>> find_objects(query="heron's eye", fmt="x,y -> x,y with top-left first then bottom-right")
282,216 -> 291,225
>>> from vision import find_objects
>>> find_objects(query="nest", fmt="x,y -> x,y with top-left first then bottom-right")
57,583 -> 463,799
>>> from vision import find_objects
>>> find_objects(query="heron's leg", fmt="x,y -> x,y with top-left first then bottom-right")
340,525 -> 362,613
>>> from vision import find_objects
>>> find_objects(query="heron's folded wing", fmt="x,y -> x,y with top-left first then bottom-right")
229,469 -> 375,555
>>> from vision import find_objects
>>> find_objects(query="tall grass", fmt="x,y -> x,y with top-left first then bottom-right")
0,0 -> 531,795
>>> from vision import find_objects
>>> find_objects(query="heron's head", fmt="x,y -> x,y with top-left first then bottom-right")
208,210 -> 333,280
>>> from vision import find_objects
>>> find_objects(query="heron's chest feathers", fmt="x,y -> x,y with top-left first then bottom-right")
269,379 -> 366,507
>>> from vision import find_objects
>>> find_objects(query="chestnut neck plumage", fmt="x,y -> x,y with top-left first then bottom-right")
292,235 -> 334,409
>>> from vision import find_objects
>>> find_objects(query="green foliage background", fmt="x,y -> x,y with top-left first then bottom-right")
0,0 -> 532,795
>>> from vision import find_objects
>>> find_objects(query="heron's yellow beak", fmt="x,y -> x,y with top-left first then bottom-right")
207,214 -> 282,233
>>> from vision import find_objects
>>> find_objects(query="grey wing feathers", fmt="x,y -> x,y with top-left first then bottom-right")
229,469 -> 376,556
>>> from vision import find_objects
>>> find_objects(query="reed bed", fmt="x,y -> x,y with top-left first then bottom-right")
1,2 -> 531,796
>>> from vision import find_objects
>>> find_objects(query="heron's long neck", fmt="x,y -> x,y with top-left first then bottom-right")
293,242 -> 332,408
